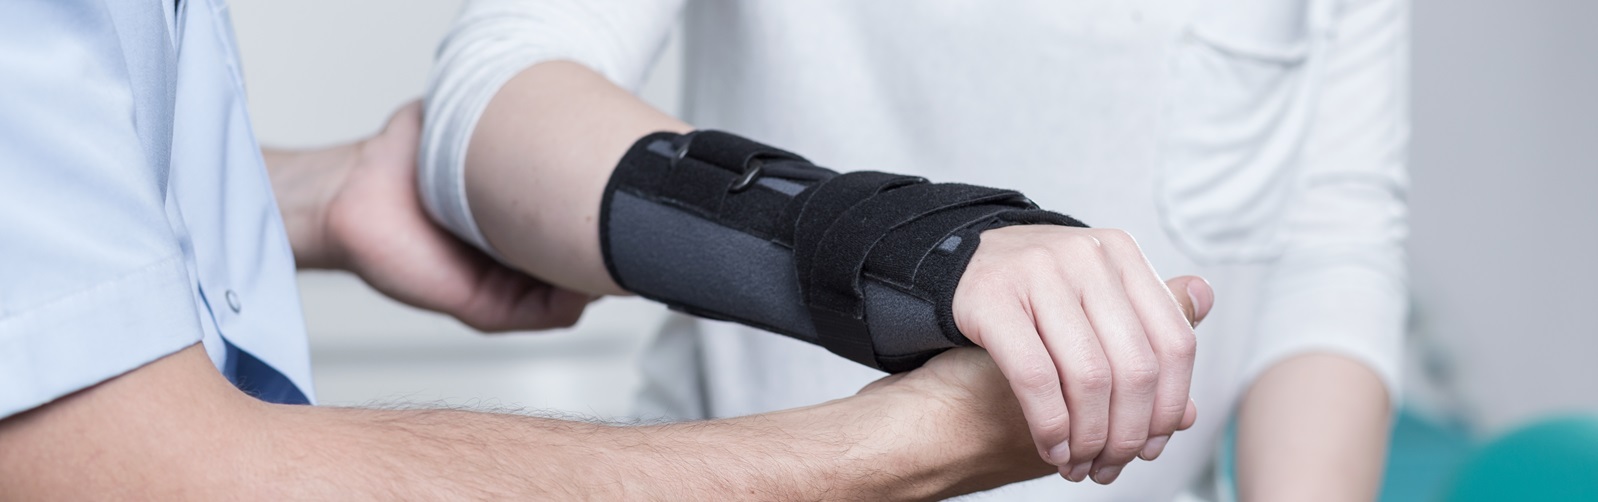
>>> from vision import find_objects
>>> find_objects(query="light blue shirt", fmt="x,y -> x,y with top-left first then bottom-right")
0,0 -> 314,418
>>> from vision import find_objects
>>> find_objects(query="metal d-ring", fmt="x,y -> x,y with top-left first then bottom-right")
728,158 -> 765,193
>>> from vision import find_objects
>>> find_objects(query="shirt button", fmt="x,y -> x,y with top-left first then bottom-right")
225,290 -> 242,313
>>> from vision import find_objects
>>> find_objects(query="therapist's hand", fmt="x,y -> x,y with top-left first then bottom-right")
268,101 -> 593,332
954,226 -> 1212,484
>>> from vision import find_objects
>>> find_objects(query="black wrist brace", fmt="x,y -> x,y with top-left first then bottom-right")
600,130 -> 1086,372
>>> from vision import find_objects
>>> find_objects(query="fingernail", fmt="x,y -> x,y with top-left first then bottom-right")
1187,279 -> 1214,326
1092,465 -> 1123,484
1048,442 -> 1072,465
1068,463 -> 1091,482
1140,435 -> 1170,461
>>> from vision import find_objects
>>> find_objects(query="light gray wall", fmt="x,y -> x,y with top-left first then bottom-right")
1409,0 -> 1598,432
231,0 -> 1597,432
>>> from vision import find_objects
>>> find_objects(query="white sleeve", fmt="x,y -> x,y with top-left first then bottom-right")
419,0 -> 686,254
0,2 -> 205,418
1246,0 -> 1411,399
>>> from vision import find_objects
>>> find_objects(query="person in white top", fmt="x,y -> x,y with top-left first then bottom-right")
420,0 -> 1407,499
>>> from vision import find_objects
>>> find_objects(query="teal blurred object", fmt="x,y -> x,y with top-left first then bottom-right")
1446,415 -> 1598,502
1382,410 -> 1473,501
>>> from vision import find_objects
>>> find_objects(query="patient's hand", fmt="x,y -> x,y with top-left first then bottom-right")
955,232 -> 1212,483
320,102 -> 593,331
861,271 -> 1206,491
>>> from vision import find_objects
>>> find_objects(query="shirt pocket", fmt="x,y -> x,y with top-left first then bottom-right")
1156,0 -> 1327,263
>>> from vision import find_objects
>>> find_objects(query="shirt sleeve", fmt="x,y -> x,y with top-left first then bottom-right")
0,1 -> 204,419
1245,0 -> 1411,399
418,0 -> 687,255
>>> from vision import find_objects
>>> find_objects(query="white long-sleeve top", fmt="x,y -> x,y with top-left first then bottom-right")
420,1 -> 1409,499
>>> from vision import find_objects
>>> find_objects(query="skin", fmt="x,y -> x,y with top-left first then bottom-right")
463,60 -> 1204,482
0,98 -> 1209,499
0,344 -> 1051,500
270,90 -> 1392,497
1236,354 -> 1391,501
265,109 -> 594,333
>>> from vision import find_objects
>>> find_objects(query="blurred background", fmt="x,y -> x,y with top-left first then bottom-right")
231,0 -> 1596,498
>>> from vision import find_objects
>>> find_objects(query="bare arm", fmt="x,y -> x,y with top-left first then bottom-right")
1235,353 -> 1391,501
264,104 -> 593,332
464,60 -> 688,295
454,59 -> 1206,482
0,345 -> 1049,500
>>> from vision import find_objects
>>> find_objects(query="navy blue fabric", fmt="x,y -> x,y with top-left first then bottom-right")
222,339 -> 309,405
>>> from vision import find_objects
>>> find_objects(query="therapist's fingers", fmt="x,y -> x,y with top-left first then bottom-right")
1180,398 -> 1198,431
454,258 -> 597,331
330,100 -> 597,333
1164,275 -> 1213,328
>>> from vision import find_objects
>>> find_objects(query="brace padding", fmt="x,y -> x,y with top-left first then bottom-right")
600,130 -> 1087,372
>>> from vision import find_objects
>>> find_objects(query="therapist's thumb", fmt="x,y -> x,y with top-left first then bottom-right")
1164,275 -> 1214,328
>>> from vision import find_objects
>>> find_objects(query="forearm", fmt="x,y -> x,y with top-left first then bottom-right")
1,346 -> 1023,500
263,145 -> 357,269
267,396 -> 942,500
1234,353 -> 1391,502
463,60 -> 690,295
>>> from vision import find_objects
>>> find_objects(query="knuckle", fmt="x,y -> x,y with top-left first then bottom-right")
1165,332 -> 1198,361
1106,437 -> 1148,458
1029,412 -> 1072,439
1073,365 -> 1114,394
1013,364 -> 1061,397
1118,362 -> 1161,389
1063,234 -> 1106,256
1073,434 -> 1109,458
1094,228 -> 1138,247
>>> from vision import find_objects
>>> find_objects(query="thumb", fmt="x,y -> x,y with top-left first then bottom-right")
1163,275 -> 1214,327
379,100 -> 424,140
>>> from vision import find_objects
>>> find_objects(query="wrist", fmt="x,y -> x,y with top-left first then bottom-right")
828,389 -> 1023,500
263,144 -> 359,269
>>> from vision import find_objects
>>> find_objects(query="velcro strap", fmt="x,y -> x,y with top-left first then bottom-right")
793,171 -> 922,366
805,183 -> 1028,319
866,203 -> 1019,285
682,130 -> 807,174
793,171 -> 923,298
659,157 -> 740,215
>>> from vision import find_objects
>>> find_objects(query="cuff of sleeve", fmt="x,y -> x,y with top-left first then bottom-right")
417,4 -> 667,263
0,255 -> 205,419
1243,260 -> 1407,407
418,53 -> 532,263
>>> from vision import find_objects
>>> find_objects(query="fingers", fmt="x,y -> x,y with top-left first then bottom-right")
955,226 -> 1211,485
1031,292 -> 1111,482
1163,275 -> 1214,327
1075,260 -> 1158,485
975,307 -> 1075,469
1162,277 -> 1209,434
381,100 -> 424,136
1102,235 -> 1199,465
456,261 -> 593,332
1180,398 -> 1198,431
